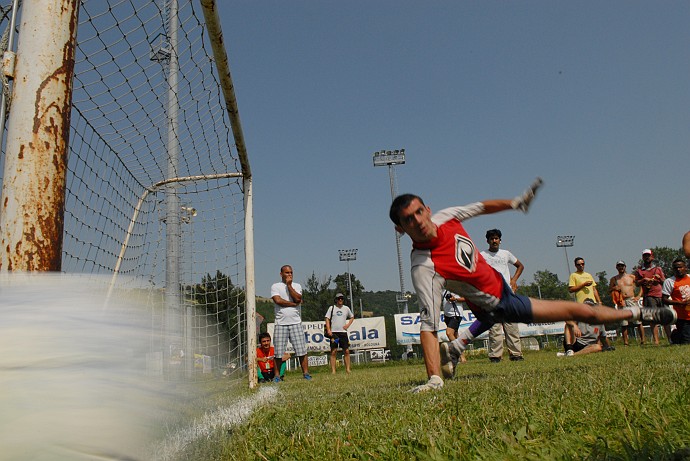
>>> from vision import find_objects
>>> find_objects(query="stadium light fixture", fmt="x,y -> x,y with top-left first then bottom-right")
556,235 -> 575,281
338,249 -> 358,316
372,149 -> 406,167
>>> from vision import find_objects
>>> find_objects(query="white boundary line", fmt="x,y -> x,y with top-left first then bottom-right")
152,386 -> 278,460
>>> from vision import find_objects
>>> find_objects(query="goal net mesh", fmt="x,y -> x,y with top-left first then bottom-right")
0,0 -> 249,382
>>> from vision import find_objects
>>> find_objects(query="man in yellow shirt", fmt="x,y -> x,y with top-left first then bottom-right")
568,257 -> 602,304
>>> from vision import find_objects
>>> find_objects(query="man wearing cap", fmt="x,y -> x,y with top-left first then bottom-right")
325,293 -> 355,374
633,249 -> 666,345
609,261 -> 645,345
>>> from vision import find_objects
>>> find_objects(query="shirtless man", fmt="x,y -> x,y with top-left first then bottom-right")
609,261 -> 644,345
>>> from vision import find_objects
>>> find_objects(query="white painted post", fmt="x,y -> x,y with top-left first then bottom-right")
0,0 -> 79,271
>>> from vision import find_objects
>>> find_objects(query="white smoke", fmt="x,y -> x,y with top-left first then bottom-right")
0,274 -> 175,460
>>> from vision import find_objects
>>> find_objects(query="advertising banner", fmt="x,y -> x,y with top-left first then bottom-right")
394,311 -> 565,345
267,316 -> 386,353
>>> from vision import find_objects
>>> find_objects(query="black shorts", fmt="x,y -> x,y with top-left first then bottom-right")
445,316 -> 461,331
258,367 -> 275,381
330,332 -> 350,350
643,296 -> 663,308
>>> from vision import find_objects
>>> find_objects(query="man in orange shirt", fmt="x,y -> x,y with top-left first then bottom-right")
256,332 -> 287,382
662,258 -> 690,345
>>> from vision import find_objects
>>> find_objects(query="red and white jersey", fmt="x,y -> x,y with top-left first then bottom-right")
411,203 -> 505,325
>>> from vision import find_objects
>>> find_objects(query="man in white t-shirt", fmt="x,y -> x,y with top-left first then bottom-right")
442,291 -> 468,363
325,293 -> 355,374
480,229 -> 525,362
271,265 -> 311,381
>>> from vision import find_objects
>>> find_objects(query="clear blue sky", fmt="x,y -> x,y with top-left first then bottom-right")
219,1 -> 690,297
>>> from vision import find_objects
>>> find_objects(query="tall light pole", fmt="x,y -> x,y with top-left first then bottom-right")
374,149 -> 413,356
556,235 -> 575,282
373,149 -> 408,317
338,249 -> 358,316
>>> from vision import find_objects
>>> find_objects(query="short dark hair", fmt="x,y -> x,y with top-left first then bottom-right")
672,257 -> 686,266
259,332 -> 271,341
486,229 -> 502,240
389,194 -> 425,226
574,257 -> 584,264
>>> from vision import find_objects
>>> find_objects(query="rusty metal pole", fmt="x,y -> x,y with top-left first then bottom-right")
0,0 -> 79,271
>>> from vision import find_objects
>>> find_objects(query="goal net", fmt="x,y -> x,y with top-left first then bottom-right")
0,0 -> 253,384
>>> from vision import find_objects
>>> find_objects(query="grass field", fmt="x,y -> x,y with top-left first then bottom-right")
165,344 -> 690,461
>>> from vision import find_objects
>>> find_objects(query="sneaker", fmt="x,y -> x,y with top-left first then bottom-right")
566,349 -> 574,357
303,373 -> 312,381
639,307 -> 677,325
409,375 -> 443,393
273,377 -> 281,383
556,352 -> 566,357
489,357 -> 501,363
440,342 -> 459,379
509,356 -> 524,362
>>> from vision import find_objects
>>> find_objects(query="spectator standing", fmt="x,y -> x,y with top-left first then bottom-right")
324,293 -> 355,374
568,257 -> 602,304
634,249 -> 666,345
481,229 -> 525,363
442,291 -> 467,363
609,261 -> 645,345
271,265 -> 312,381
662,258 -> 690,345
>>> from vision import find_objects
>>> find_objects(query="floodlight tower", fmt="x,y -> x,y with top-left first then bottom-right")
372,149 -> 409,317
556,235 -> 575,281
338,249 -> 358,316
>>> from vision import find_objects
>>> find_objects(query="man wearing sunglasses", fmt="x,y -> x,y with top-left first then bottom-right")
325,293 -> 355,374
568,258 -> 602,305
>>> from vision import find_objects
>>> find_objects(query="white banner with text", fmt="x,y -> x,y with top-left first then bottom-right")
268,317 -> 387,353
394,311 -> 565,345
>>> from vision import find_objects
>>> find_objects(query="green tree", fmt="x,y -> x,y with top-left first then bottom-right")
333,272 -> 364,305
301,271 -> 333,321
193,270 -> 244,328
517,269 -> 569,300
596,271 -> 612,306
193,270 -> 245,360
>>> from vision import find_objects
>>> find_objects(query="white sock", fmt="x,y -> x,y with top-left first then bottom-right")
625,306 -> 641,321
451,329 -> 476,353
